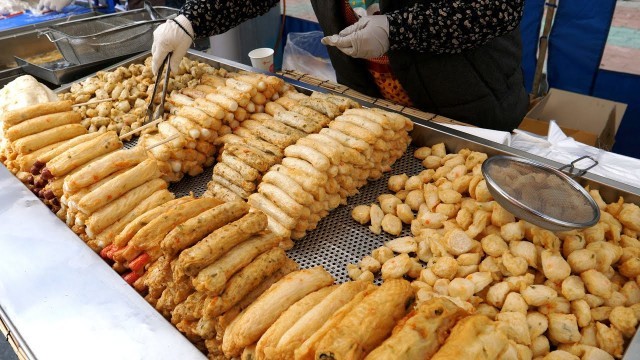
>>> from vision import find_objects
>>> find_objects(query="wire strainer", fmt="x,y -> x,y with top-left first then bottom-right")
481,155 -> 600,232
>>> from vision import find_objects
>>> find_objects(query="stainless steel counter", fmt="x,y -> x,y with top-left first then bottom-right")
0,165 -> 205,360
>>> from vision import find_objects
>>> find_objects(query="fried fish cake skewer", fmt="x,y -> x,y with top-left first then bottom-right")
1,100 -> 73,128
314,279 -> 415,360
192,231 -> 281,296
94,189 -> 174,250
209,258 -> 299,339
273,281 -> 373,359
112,197 -> 194,248
204,247 -> 288,318
255,286 -> 336,359
5,111 -> 82,142
121,197 -> 224,261
365,298 -> 471,360
222,266 -> 334,357
13,124 -> 87,155
248,193 -> 298,230
177,211 -> 268,277
76,158 -> 161,215
63,146 -> 147,194
161,201 -> 249,256
85,178 -> 168,239
42,131 -> 120,179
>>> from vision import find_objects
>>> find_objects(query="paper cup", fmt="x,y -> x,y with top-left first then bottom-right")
248,48 -> 275,72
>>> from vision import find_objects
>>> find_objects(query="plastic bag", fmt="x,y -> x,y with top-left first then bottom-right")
282,31 -> 336,82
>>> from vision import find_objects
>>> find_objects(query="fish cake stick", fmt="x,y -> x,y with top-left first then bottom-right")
262,171 -> 313,205
176,106 -> 215,129
210,174 -> 250,199
19,140 -> 67,172
63,146 -> 147,194
221,153 -> 260,181
256,286 -> 336,360
222,267 -> 334,357
299,98 -> 340,119
274,111 -> 321,134
265,214 -> 292,238
13,124 -> 87,155
205,181 -> 244,202
6,111 -> 81,142
248,193 -> 298,230
76,158 -> 160,214
45,131 -> 120,178
275,281 -> 372,360
328,121 -> 377,145
315,279 -> 415,360
281,157 -> 328,183
320,128 -> 370,153
290,105 -> 331,128
365,298 -> 470,360
269,164 -> 321,195
94,189 -> 174,248
193,232 -> 281,296
335,114 -> 384,137
206,93 -> 239,112
125,197 -> 223,257
193,98 -> 225,120
214,162 -> 255,192
284,144 -> 331,172
257,182 -> 306,218
213,259 -> 299,337
343,108 -> 392,130
85,178 -> 168,239
204,247 -> 287,318
2,100 -> 72,128
294,286 -> 376,360
225,144 -> 272,173
113,197 -> 194,248
265,102 -> 286,116
177,211 -> 268,277
161,201 -> 249,256
296,137 -> 342,165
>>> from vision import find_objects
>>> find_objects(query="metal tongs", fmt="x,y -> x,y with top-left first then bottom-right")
146,52 -> 171,124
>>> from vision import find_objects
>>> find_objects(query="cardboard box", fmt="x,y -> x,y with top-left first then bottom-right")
519,89 -> 626,150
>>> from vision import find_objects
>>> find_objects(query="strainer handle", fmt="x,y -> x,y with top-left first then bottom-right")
558,156 -> 598,178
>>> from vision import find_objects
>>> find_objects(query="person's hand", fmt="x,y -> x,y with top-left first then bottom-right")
151,15 -> 194,76
321,15 -> 390,59
38,0 -> 73,12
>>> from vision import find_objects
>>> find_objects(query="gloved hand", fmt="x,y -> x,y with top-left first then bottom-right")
38,0 -> 73,12
151,15 -> 194,76
321,15 -> 390,59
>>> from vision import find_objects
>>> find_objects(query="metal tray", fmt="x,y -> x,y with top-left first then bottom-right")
15,53 -> 138,85
0,50 -> 637,360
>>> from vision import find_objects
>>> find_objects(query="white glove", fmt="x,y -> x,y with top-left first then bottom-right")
38,0 -> 73,12
151,15 -> 194,76
321,15 -> 390,59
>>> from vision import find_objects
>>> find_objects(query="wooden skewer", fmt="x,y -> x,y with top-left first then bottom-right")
145,134 -> 180,150
118,118 -> 164,140
72,98 -> 114,108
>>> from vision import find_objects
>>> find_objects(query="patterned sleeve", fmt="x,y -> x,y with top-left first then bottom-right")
179,0 -> 280,39
386,0 -> 524,54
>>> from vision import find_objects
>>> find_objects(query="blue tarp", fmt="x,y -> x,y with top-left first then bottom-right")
519,0 -> 545,93
547,0 -> 617,95
0,5 -> 91,31
593,70 -> 640,158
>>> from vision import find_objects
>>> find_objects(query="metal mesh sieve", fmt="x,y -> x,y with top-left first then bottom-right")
482,155 -> 600,232
42,8 -> 177,64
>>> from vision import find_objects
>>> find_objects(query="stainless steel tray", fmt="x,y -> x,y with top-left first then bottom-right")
15,53 -> 137,85
1,50 -> 637,360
